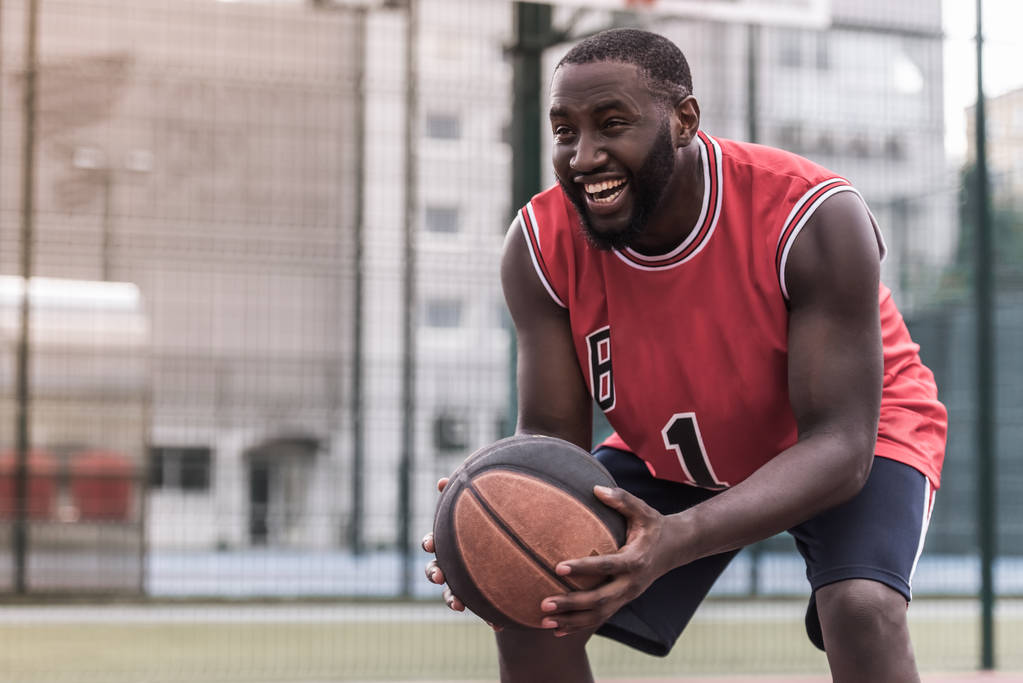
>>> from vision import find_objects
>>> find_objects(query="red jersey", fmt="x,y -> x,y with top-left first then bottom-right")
517,132 -> 947,489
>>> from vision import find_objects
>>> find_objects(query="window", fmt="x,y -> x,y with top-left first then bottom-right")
434,415 -> 469,452
425,205 -> 460,233
815,131 -> 835,155
776,123 -> 804,152
814,33 -> 830,70
777,30 -> 803,68
423,299 -> 463,328
150,446 -> 212,491
426,112 -> 460,140
885,135 -> 906,161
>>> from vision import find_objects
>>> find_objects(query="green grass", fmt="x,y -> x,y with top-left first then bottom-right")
0,600 -> 1019,682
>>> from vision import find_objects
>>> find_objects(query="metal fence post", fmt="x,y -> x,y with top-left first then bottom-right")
973,0 -> 996,670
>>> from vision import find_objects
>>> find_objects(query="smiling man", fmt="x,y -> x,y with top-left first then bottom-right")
423,28 -> 947,683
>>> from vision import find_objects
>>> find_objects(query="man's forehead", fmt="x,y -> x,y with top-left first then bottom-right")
549,61 -> 649,113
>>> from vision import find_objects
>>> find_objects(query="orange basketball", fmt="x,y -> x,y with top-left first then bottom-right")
432,434 -> 626,629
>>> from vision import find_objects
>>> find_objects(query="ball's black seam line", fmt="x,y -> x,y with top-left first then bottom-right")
464,479 -> 578,594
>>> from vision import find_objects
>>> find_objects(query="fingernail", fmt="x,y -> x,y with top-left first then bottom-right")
556,564 -> 571,576
541,618 -> 558,629
554,630 -> 567,638
595,485 -> 612,495
541,600 -> 557,612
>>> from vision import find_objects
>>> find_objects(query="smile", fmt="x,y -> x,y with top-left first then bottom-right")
584,178 -> 627,204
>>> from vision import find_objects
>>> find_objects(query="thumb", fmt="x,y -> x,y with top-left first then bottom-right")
594,485 -> 643,516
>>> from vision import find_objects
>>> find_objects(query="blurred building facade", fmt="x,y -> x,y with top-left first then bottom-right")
1,0 -> 365,555
1,0 -> 953,562
967,85 -> 1023,208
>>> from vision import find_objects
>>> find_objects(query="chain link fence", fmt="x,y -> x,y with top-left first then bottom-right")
0,0 -> 1021,680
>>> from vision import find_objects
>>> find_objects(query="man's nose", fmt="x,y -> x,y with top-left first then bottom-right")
570,134 -> 607,173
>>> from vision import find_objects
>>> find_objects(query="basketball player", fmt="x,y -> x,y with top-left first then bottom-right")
423,28 -> 946,683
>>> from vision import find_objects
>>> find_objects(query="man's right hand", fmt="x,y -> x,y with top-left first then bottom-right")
422,477 -> 467,613
422,477 -> 503,631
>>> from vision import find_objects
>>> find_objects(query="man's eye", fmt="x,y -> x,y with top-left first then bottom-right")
553,126 -> 574,139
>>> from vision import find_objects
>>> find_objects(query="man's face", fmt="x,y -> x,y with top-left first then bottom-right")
549,61 -> 677,251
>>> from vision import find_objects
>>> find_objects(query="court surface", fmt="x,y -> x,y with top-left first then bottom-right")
1,600 -> 1020,682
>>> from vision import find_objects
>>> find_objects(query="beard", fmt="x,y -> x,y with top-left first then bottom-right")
558,121 -> 677,252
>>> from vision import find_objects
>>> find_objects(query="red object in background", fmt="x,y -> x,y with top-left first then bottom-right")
0,450 -> 58,519
70,450 -> 135,521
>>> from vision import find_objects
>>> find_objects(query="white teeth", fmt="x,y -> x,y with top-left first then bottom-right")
584,178 -> 626,194
592,186 -> 625,204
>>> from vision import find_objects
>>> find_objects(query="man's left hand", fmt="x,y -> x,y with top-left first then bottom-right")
539,485 -> 676,636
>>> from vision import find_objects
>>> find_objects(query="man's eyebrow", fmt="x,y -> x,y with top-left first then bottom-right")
592,99 -> 635,115
549,99 -> 635,119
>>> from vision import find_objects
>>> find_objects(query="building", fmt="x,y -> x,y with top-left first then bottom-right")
1,0 -> 953,583
1,0 -> 365,557
967,85 -> 1023,208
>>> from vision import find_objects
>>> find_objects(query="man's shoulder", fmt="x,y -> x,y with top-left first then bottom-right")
520,184 -> 576,232
707,133 -> 844,187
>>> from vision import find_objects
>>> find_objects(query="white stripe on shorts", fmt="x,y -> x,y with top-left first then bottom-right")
908,478 -> 936,598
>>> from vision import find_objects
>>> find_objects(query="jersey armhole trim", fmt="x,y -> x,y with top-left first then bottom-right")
517,202 -> 567,309
776,182 -> 888,301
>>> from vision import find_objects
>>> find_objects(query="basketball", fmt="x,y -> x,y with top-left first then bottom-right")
432,434 -> 627,629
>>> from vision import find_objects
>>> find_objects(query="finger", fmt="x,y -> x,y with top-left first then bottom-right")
555,549 -> 632,578
544,580 -> 621,617
421,533 -> 435,553
424,560 -> 446,585
593,485 -> 645,515
541,608 -> 606,636
539,583 -> 625,634
443,587 -> 465,612
437,477 -> 449,492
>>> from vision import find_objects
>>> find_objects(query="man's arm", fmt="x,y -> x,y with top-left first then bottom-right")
541,190 -> 884,634
422,217 -> 594,614
500,219 -> 594,449
675,189 -> 882,555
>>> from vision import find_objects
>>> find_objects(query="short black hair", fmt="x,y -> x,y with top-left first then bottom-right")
556,28 -> 692,107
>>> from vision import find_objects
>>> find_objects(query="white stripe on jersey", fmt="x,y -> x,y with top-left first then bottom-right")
517,205 -> 567,309
777,183 -> 888,300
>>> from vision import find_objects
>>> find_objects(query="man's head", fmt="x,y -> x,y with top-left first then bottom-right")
548,29 -> 699,251
556,28 -> 693,112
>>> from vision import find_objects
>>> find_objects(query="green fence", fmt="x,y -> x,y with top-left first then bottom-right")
1,0 -> 1021,680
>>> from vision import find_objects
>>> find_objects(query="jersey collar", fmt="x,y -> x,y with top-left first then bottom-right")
613,131 -> 722,271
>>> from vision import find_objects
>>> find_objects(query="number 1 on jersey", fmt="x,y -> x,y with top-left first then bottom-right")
661,413 -> 728,489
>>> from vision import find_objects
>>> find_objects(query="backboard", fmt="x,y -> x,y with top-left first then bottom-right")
548,0 -> 831,29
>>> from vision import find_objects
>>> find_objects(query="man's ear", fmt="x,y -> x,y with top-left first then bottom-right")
673,96 -> 701,147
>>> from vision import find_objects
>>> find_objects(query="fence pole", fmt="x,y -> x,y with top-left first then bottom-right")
972,0 -> 996,670
398,0 -> 419,597
14,0 -> 40,596
349,6 -> 368,556
507,2 -> 552,435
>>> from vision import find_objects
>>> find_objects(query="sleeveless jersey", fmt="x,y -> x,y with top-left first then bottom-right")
516,131 -> 947,489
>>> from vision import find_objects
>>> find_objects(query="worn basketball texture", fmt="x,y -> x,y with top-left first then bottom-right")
432,434 -> 626,629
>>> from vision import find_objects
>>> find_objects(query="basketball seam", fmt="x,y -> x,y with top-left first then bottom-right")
464,482 -> 578,594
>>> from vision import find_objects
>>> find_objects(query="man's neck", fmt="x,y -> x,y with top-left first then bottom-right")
628,142 -> 705,256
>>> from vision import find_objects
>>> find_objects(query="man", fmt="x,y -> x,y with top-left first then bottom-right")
423,28 -> 946,683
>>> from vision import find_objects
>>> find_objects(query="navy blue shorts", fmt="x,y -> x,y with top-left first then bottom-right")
593,446 -> 934,656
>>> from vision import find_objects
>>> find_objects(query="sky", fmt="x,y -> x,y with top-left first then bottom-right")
943,0 -> 1023,158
